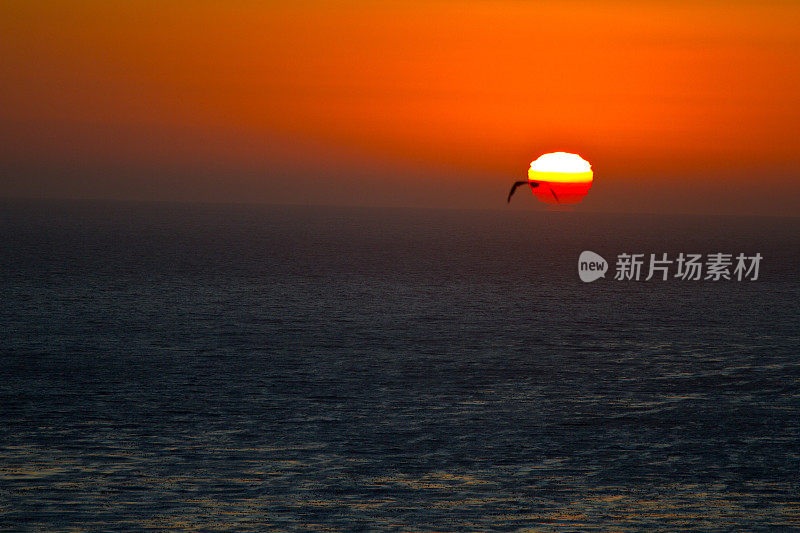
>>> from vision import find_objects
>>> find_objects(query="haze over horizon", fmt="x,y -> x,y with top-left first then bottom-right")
2,0 -> 799,216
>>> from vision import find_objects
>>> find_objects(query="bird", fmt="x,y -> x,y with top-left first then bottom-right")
507,180 -> 560,203
507,181 -> 536,203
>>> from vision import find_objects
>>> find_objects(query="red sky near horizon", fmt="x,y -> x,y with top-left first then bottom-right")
1,1 -> 799,215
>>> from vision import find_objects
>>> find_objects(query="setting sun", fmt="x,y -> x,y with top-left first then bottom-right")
527,152 -> 594,205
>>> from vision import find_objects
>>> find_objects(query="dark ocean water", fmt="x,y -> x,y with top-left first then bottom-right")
1,200 -> 799,531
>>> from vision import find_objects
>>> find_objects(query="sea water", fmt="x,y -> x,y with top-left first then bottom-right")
1,200 -> 798,530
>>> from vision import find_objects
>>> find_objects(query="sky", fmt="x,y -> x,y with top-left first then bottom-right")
1,0 -> 799,215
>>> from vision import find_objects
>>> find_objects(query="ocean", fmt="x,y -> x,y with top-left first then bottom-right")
1,200 -> 798,531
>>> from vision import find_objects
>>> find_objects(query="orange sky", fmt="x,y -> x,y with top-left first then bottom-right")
1,0 -> 799,215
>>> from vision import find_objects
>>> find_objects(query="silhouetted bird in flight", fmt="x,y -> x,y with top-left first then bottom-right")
507,180 -> 562,203
507,181 -> 534,203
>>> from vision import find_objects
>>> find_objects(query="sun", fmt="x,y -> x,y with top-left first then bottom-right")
507,151 -> 595,205
527,152 -> 594,205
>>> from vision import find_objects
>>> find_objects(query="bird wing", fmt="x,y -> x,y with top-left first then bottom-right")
507,180 -> 531,203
